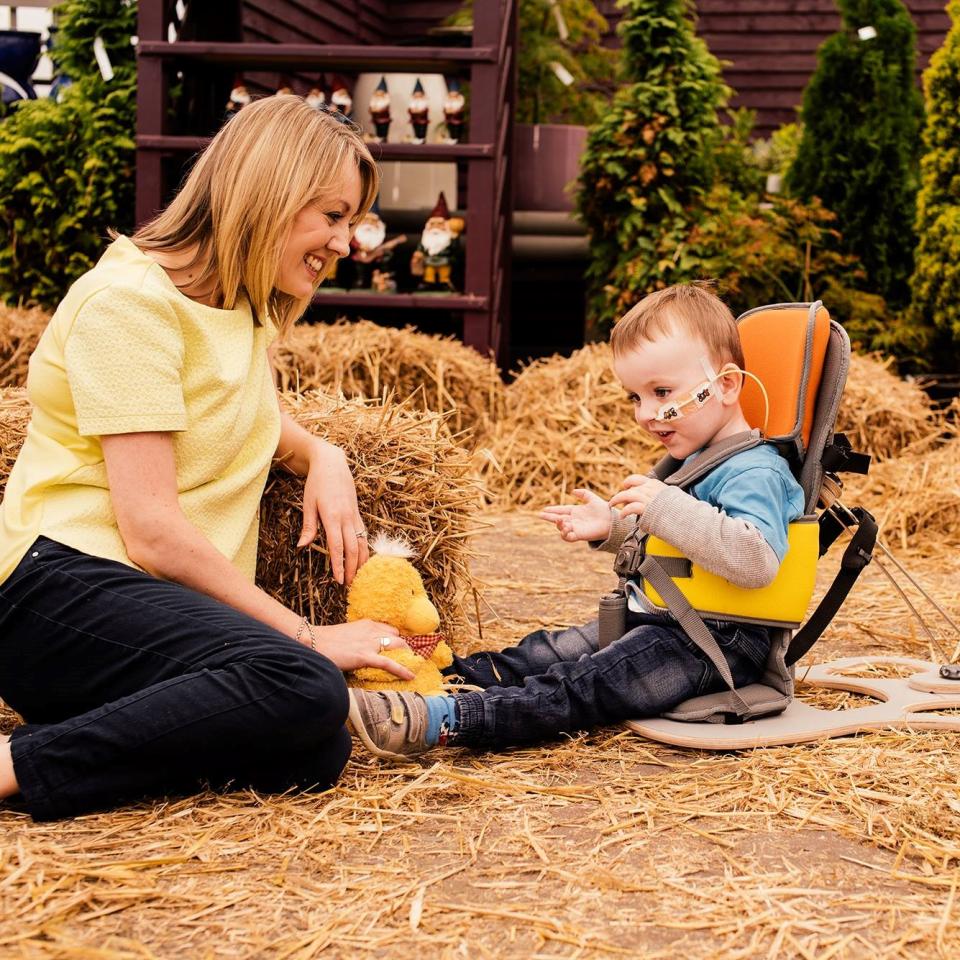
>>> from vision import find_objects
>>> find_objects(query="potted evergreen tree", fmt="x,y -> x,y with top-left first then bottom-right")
449,0 -> 614,211
576,0 -> 729,333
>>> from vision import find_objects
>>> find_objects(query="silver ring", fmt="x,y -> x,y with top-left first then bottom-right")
378,636 -> 392,650
356,530 -> 368,539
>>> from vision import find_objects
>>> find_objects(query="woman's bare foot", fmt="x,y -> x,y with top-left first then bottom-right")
0,734 -> 20,799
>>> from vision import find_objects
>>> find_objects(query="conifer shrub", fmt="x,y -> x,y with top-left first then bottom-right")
787,0 -> 922,308
909,0 -> 960,352
576,0 -> 729,334
0,0 -> 137,307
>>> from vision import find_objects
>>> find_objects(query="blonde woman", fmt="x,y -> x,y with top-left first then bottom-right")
0,96 -> 412,820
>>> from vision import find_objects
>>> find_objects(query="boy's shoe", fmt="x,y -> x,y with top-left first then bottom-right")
348,688 -> 431,761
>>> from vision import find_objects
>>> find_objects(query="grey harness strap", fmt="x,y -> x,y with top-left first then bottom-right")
638,556 -> 751,714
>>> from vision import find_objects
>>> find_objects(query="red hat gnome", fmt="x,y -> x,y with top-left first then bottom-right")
410,192 -> 463,292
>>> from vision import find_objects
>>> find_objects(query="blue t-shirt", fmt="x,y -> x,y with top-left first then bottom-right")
685,444 -> 806,561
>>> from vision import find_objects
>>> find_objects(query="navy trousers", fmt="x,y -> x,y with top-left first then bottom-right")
0,538 -> 351,821
448,612 -> 771,748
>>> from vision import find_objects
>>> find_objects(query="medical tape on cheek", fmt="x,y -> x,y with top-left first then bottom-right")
654,356 -> 720,422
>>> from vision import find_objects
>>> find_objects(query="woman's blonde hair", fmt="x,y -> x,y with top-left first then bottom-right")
131,95 -> 379,334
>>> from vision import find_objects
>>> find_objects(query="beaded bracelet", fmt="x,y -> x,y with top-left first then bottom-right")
296,616 -> 318,652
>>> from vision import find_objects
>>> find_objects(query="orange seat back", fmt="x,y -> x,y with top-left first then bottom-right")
737,302 -> 832,454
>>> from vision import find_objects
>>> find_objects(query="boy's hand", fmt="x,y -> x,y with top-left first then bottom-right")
539,489 -> 612,543
608,475 -> 668,518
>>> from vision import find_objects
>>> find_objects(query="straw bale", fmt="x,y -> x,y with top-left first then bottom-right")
476,345 -> 940,509
476,342 -> 660,508
257,392 -> 483,645
0,387 -> 29,501
847,438 -> 960,551
272,319 -> 505,438
0,388 -> 480,644
0,303 -> 49,388
837,352 -> 940,462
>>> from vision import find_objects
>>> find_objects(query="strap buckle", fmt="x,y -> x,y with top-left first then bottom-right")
614,534 -> 646,577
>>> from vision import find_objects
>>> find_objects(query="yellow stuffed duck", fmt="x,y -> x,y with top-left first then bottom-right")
345,533 -> 454,695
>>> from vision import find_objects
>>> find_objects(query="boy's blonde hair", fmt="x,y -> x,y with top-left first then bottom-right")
130,95 -> 379,335
610,283 -> 744,370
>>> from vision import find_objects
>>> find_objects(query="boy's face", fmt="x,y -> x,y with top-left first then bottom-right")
613,323 -> 738,460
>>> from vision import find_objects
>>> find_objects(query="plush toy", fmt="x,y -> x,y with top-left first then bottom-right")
345,534 -> 453,695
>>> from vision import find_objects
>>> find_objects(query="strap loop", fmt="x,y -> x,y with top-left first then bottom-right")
821,433 -> 871,475
785,506 -> 878,666
638,556 -> 751,716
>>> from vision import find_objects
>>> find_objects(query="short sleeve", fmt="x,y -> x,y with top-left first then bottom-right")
64,285 -> 187,436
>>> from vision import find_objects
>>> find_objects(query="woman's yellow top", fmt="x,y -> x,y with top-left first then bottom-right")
0,236 -> 282,585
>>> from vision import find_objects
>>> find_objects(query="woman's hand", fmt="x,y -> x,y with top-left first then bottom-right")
313,620 -> 414,680
299,439 -> 368,585
539,489 -> 612,543
608,475 -> 668,518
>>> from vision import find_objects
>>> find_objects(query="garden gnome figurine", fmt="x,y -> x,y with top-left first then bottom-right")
306,86 -> 326,110
275,78 -> 293,96
331,80 -> 352,117
349,200 -> 407,292
443,77 -> 465,143
225,77 -> 251,120
368,76 -> 391,142
408,77 -> 430,143
410,192 -> 463,292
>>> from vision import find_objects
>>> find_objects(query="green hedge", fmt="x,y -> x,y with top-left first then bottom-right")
787,0 -> 922,309
0,0 -> 137,307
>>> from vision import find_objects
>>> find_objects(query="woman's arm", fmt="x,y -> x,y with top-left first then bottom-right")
100,431 -> 413,679
275,407 -> 368,584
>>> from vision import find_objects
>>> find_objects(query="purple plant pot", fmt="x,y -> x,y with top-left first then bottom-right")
513,123 -> 588,212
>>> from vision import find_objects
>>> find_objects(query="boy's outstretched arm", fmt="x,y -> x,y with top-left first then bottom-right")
539,488 -> 612,543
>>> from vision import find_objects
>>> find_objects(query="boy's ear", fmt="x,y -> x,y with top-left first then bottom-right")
716,363 -> 744,405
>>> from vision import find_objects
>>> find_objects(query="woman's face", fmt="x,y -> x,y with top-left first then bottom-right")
276,163 -> 363,298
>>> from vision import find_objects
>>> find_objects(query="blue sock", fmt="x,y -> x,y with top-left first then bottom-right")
424,694 -> 459,746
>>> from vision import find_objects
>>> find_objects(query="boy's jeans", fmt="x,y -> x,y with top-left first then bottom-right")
447,612 -> 771,748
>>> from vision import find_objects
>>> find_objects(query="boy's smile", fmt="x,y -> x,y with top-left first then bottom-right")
613,322 -> 751,460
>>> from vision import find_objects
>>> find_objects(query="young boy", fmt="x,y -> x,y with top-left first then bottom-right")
348,284 -> 805,758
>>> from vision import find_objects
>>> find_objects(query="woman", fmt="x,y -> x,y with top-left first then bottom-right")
0,95 -> 412,820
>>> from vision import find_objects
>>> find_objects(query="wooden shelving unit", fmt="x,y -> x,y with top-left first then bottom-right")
135,1 -> 517,363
